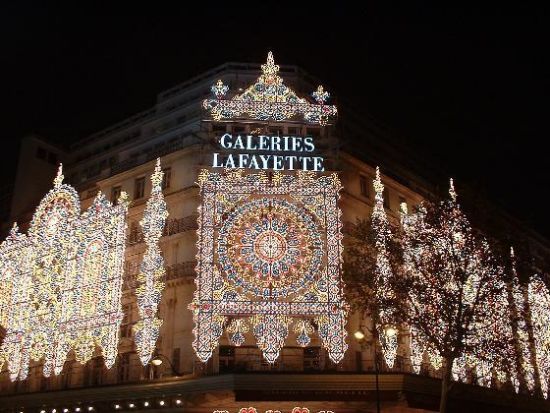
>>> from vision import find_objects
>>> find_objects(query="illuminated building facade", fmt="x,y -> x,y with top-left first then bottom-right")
1,53 -> 549,413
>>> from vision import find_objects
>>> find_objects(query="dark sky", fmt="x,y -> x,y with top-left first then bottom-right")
1,4 -> 549,237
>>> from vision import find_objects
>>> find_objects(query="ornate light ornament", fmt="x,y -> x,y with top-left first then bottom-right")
0,165 -> 129,381
202,52 -> 338,125
133,158 -> 169,365
191,169 -> 348,364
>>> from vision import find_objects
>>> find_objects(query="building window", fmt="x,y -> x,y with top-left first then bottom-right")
134,177 -> 145,199
162,168 -> 171,190
111,185 -> 122,203
384,189 -> 390,209
172,348 -> 181,374
48,152 -> 58,165
287,127 -> 299,135
36,147 -> 47,160
359,175 -> 369,198
118,353 -> 131,383
219,346 -> 235,373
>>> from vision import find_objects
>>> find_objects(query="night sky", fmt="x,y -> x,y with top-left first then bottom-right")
1,4 -> 548,237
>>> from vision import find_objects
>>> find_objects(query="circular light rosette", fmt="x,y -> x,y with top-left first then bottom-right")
217,198 -> 323,299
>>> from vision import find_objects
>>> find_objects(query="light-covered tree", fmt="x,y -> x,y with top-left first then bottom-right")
397,179 -> 508,413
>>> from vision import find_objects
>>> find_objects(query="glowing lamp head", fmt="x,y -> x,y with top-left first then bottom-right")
151,357 -> 163,366
385,326 -> 398,337
354,330 -> 365,341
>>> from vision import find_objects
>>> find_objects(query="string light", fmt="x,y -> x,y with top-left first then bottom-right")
191,169 -> 348,364
371,167 -> 398,368
0,165 -> 129,381
528,274 -> 550,398
133,158 -> 169,366
399,178 -> 510,386
202,52 -> 337,125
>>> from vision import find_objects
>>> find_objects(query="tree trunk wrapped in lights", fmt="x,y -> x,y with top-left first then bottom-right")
133,158 -> 169,366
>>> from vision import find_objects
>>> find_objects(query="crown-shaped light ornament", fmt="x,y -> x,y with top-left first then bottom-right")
203,52 -> 337,125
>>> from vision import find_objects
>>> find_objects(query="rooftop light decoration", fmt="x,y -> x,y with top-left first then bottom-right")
202,52 -> 338,125
191,169 -> 348,364
0,165 -> 129,381
133,158 -> 169,365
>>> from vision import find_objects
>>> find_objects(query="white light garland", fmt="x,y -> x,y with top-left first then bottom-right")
133,158 -> 169,366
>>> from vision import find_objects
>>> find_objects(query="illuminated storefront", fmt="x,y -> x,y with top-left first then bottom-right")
0,52 -> 548,413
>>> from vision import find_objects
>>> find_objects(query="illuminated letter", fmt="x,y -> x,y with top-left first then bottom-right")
258,135 -> 269,150
212,153 -> 224,168
225,154 -> 236,168
292,137 -> 303,152
282,136 -> 290,151
271,136 -> 281,151
273,155 -> 284,170
313,157 -> 324,171
238,154 -> 250,168
233,135 -> 244,150
220,133 -> 233,149
246,135 -> 258,150
285,155 -> 298,170
304,137 -> 315,152
259,154 -> 271,169
249,154 -> 260,169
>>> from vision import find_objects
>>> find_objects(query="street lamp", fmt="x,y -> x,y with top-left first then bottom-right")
150,351 -> 182,377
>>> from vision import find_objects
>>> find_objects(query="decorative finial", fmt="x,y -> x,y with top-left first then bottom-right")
151,158 -> 164,188
9,222 -> 19,236
449,178 -> 457,202
313,85 -> 330,104
374,166 -> 384,195
510,246 -> 515,258
53,164 -> 64,188
261,51 -> 280,79
212,79 -> 228,99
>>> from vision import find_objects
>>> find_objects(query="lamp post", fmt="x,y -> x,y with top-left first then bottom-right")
355,329 -> 381,413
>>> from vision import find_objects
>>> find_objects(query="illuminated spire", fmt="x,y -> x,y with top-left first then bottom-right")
261,51 -> 280,81
53,164 -> 64,188
449,178 -> 457,202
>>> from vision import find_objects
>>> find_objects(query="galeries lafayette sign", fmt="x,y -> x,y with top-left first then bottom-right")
212,133 -> 325,171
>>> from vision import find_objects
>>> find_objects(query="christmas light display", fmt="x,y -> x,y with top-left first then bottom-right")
0,165 -> 129,381
202,52 -> 337,125
399,179 -> 509,389
371,167 -> 398,368
528,274 -> 550,398
191,169 -> 348,364
133,158 -> 169,366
